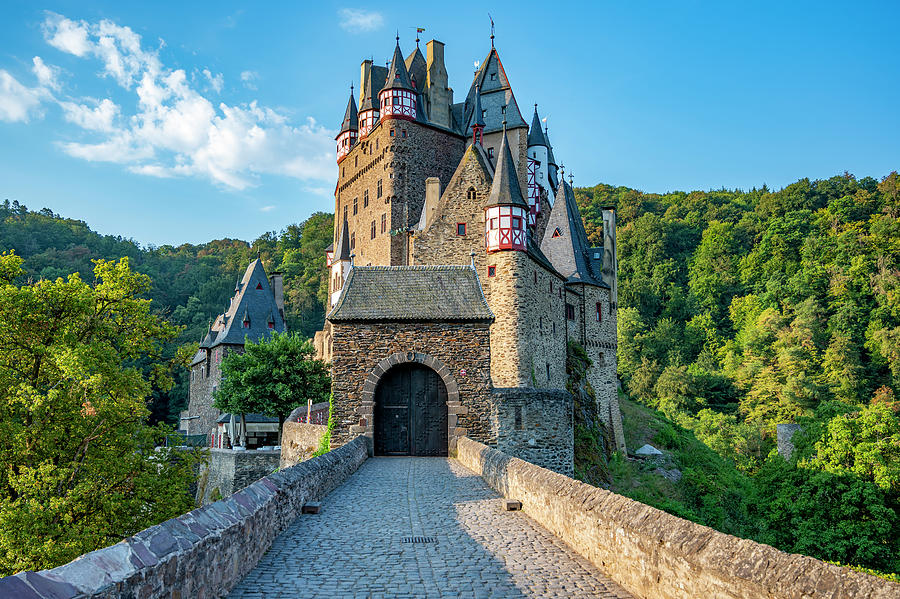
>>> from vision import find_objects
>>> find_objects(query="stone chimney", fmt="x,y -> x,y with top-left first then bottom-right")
359,59 -> 371,101
426,40 -> 451,128
422,177 -> 441,230
269,272 -> 285,320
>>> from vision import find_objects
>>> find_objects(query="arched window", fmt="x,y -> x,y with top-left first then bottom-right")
466,187 -> 477,200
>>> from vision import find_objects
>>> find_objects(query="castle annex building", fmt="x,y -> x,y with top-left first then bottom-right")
314,34 -> 624,475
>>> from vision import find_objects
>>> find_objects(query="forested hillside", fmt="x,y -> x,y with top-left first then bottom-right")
576,171 -> 900,575
0,200 -> 333,424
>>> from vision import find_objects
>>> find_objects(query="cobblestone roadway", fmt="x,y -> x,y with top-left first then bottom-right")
229,458 -> 634,599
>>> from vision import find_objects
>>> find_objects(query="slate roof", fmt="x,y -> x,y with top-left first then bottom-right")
339,91 -> 358,133
359,65 -> 387,112
405,47 -> 427,94
540,181 -> 608,288
484,128 -> 528,209
472,85 -> 485,129
211,259 -> 288,347
527,105 -> 548,148
461,47 -> 527,134
383,40 -> 414,92
327,266 -> 494,322
335,218 -> 351,261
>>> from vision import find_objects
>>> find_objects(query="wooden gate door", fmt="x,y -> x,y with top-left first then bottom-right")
374,364 -> 448,456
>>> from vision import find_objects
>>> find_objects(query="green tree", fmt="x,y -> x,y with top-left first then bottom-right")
0,252 -> 202,575
213,332 -> 330,443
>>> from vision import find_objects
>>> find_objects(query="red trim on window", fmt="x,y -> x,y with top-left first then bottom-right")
456,222 -> 467,236
488,266 -> 496,277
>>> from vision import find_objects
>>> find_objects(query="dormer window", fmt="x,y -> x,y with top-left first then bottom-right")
552,228 -> 562,238
256,282 -> 263,290
487,147 -> 494,159
466,187 -> 477,200
242,317 -> 250,329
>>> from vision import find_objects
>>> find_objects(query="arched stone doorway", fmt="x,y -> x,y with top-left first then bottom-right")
374,363 -> 448,456
361,352 -> 461,456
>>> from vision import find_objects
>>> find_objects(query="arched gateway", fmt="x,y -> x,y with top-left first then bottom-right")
374,363 -> 448,456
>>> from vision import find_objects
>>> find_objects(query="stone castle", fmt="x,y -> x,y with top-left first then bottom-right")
314,34 -> 625,474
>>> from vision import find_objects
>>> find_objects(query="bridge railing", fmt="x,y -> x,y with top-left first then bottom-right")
457,437 -> 900,599
0,436 -> 368,599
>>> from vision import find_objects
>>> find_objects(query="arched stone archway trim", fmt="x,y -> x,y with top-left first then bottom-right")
359,352 -> 465,453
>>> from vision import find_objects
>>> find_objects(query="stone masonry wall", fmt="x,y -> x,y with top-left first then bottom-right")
491,388 -> 573,475
185,344 -> 240,439
329,321 -> 493,450
457,438 -> 900,599
0,437 -> 368,599
197,449 -> 280,506
280,422 -> 328,469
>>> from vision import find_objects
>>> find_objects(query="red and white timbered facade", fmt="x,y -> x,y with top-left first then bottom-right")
526,157 -> 541,227
359,110 -> 379,137
485,205 -> 527,252
336,129 -> 357,164
379,89 -> 416,121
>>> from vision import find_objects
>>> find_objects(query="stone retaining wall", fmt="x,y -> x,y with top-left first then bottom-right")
197,448 -> 280,506
0,436 -> 368,599
456,437 -> 900,599
280,422 -> 329,468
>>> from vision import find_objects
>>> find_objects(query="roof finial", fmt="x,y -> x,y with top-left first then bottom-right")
416,26 -> 424,47
470,251 -> 476,268
501,104 -> 507,130
396,31 -> 400,43
559,164 -> 565,179
350,252 -> 355,267
489,14 -> 495,48
569,172 -> 574,186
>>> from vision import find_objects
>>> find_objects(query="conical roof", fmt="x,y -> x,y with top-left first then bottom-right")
335,218 -> 351,261
339,91 -> 358,133
527,105 -> 548,147
539,181 -> 606,287
383,40 -> 414,92
471,85 -> 485,129
211,258 -> 288,346
484,128 -> 528,209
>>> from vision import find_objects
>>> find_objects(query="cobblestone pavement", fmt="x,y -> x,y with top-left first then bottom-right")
229,457 -> 633,599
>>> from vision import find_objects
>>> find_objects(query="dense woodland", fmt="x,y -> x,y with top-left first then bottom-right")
2,170 -> 899,575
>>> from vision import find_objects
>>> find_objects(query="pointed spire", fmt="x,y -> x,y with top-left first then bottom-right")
527,104 -> 548,148
383,38 -> 414,91
335,218 -> 351,262
484,125 -> 528,209
339,87 -> 358,133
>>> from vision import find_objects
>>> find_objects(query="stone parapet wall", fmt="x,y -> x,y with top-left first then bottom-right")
0,437 -> 368,599
456,437 -> 900,599
491,388 -> 573,476
280,422 -> 329,469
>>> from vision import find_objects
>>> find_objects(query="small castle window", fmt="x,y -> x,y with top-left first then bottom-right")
343,205 -> 348,223
390,129 -> 395,137
242,319 -> 250,329
490,73 -> 497,81
552,321 -> 556,335
457,223 -> 467,236
565,303 -> 575,320
488,266 -> 496,277
487,147 -> 494,159
364,189 -> 369,207
350,232 -> 355,250
268,321 -> 275,330
377,178 -> 383,198
381,213 -> 387,234
549,281 -> 553,293
376,139 -> 379,150
546,363 -> 551,381
514,406 -> 523,430
402,130 -> 407,138
342,167 -> 345,177
596,302 -> 603,322
466,187 -> 477,200
552,228 -> 562,238
353,197 -> 358,215
598,351 -> 606,366
256,282 -> 263,290
533,272 -> 537,284
371,220 -> 376,239
354,156 -> 358,167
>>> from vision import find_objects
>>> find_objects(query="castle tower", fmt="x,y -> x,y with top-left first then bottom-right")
336,89 -> 358,164
526,105 -> 550,229
379,39 -> 417,121
358,60 -> 384,138
484,127 -> 528,253
471,85 -> 485,146
330,218 -> 352,307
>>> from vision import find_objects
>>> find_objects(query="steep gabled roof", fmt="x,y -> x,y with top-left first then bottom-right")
540,181 -> 607,287
359,65 -> 387,112
415,143 -> 494,232
335,218 -> 351,261
527,105 -> 548,148
327,266 -> 494,322
383,40 -> 414,92
211,259 -> 288,347
484,128 -> 528,209
462,47 -> 527,134
339,91 -> 358,133
405,47 -> 427,93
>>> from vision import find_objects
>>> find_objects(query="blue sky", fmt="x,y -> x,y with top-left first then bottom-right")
1,1 -> 898,246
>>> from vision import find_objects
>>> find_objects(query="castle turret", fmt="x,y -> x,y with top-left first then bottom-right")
379,38 -> 417,121
484,126 -> 528,253
545,124 -> 559,192
330,218 -> 352,307
471,85 -> 485,146
336,89 -> 358,164
526,105 -> 550,228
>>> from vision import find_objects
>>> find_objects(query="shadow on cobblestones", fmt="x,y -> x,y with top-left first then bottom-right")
228,457 -> 632,599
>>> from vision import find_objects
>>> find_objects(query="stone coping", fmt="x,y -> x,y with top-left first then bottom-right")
0,436 -> 368,599
456,437 -> 900,599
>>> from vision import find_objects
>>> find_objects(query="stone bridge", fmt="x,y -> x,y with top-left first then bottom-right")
1,438 -> 897,599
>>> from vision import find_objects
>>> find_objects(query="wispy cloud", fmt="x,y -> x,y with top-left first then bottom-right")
260,205 -> 275,212
240,70 -> 258,90
338,8 -> 384,32
22,12 -> 337,190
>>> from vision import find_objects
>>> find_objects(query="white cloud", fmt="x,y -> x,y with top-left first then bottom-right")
35,13 -> 336,190
60,98 -> 119,132
0,70 -> 48,122
240,70 -> 258,90
202,69 -> 224,93
260,205 -> 275,212
338,8 -> 384,32
32,56 -> 61,91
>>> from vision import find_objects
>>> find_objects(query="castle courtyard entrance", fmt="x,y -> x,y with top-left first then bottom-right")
374,363 -> 448,456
